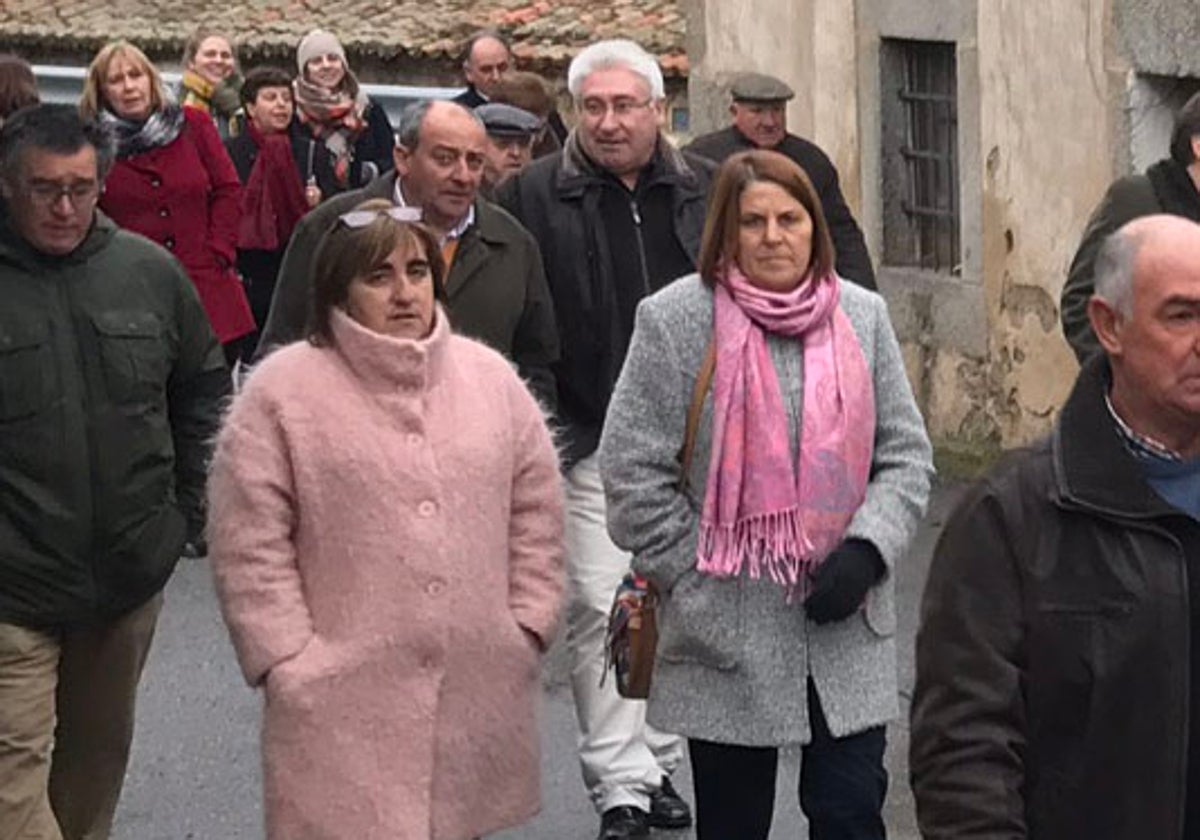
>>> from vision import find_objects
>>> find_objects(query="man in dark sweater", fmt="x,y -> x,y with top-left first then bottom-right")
497,38 -> 708,840
1061,91 -> 1200,363
913,214 -> 1200,839
685,72 -> 876,289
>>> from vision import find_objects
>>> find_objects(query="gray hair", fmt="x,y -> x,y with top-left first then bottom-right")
1093,228 -> 1143,317
394,99 -> 484,150
567,39 -> 664,100
0,103 -> 115,186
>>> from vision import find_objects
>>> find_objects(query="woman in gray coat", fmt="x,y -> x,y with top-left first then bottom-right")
600,150 -> 933,840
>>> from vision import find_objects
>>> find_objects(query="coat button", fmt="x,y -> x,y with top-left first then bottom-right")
164,237 -> 175,249
159,207 -> 170,218
418,500 -> 437,517
150,177 -> 162,187
426,579 -> 444,596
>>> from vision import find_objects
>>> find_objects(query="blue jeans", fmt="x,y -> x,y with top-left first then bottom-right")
688,679 -> 887,840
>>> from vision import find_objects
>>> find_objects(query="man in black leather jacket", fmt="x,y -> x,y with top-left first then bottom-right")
914,215 -> 1200,839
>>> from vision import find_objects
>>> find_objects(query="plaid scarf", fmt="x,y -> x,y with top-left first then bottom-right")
293,77 -> 368,187
101,104 -> 186,159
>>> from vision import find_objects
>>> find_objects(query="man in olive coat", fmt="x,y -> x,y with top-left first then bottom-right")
685,72 -> 877,289
913,215 -> 1200,838
0,105 -> 228,840
258,99 -> 558,407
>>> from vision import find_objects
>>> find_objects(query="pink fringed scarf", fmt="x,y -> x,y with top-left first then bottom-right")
696,267 -> 875,592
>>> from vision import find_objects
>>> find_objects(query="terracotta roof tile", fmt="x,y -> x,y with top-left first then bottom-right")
1,0 -> 687,76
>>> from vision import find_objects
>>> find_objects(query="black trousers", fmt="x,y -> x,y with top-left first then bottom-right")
688,680 -> 887,840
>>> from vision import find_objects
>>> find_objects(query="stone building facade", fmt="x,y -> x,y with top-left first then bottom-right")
687,0 -> 1199,451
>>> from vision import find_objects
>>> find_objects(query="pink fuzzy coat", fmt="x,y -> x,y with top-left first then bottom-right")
207,307 -> 564,840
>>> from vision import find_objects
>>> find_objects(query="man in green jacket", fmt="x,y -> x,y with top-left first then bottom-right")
1061,91 -> 1200,363
0,105 -> 229,840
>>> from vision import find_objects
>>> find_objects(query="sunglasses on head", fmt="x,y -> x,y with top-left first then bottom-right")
337,206 -> 423,228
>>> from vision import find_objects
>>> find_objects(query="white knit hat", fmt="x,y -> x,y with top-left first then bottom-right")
296,29 -> 346,75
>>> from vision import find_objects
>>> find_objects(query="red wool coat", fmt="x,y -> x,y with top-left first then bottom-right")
208,308 -> 565,840
100,108 -> 255,344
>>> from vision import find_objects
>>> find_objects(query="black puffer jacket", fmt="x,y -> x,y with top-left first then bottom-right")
912,355 -> 1199,839
498,134 -> 714,464
0,212 -> 228,627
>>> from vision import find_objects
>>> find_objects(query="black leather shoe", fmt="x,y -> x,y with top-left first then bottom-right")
598,805 -> 650,839
648,777 -> 693,829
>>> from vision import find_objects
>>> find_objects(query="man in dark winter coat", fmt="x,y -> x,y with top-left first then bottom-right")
685,72 -> 877,289
913,214 -> 1200,839
496,38 -> 707,840
1061,91 -> 1200,363
0,105 -> 228,840
257,99 -> 558,407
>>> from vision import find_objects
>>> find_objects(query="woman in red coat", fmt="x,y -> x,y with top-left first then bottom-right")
81,40 -> 255,363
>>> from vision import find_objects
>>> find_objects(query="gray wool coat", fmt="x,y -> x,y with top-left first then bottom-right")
599,274 -> 933,747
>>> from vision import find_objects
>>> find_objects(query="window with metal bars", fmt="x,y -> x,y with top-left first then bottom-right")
881,39 -> 960,273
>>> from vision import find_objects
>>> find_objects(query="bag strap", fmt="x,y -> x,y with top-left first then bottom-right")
676,340 -> 716,490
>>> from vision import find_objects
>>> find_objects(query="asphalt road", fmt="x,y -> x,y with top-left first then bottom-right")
111,480 -> 965,839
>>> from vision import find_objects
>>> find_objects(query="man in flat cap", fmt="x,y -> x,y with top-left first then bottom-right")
686,71 -> 877,289
476,102 -> 541,193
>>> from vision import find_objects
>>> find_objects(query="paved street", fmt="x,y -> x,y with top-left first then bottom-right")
112,480 -> 965,839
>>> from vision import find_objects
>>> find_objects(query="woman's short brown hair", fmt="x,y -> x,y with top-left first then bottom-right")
697,149 -> 836,286
80,41 -> 168,120
0,54 -> 38,122
308,199 -> 447,345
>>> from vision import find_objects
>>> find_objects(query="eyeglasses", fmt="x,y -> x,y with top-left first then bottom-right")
338,206 -> 423,228
26,181 -> 100,208
578,98 -> 654,120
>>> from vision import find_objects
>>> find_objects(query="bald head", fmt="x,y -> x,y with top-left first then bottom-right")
1126,214 -> 1200,274
1089,214 -> 1200,454
1094,215 -> 1200,317
393,100 -> 487,234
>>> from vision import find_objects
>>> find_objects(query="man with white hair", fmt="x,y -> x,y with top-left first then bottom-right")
498,39 -> 712,840
912,215 -> 1200,837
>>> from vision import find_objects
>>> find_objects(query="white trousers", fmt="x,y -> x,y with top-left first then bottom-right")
565,454 -> 684,813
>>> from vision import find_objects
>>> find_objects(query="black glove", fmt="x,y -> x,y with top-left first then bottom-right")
804,539 -> 885,625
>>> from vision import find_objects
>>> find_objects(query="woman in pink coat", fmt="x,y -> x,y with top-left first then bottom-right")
81,40 -> 255,364
207,200 -> 565,840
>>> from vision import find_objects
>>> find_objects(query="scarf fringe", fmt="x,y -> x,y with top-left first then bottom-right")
697,508 -> 821,588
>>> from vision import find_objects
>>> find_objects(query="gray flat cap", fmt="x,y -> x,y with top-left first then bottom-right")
730,72 -> 795,103
475,103 -> 542,139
